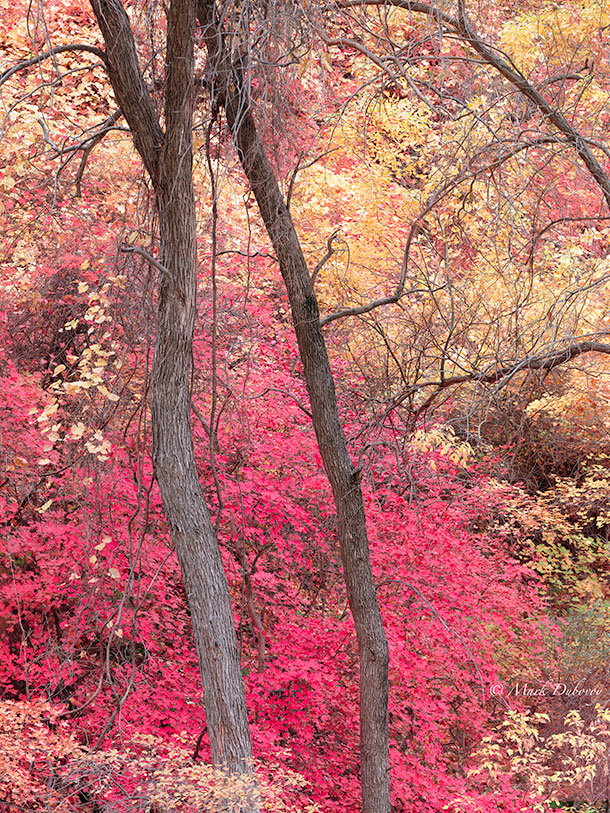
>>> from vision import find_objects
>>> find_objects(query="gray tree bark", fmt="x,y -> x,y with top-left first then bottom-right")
198,3 -> 391,811
88,0 -> 259,805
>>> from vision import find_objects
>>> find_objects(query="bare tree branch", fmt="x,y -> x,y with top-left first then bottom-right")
191,400 -> 220,451
74,111 -> 124,196
0,43 -> 108,85
320,137 -> 561,327
455,0 -> 610,209
392,341 -> 610,420
310,229 -> 340,293
250,387 -> 313,418
120,245 -> 170,280
334,0 -> 610,209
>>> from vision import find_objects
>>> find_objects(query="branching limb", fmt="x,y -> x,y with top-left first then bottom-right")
37,109 -> 125,195
250,387 -> 313,418
321,287 -> 427,326
377,579 -> 488,704
320,136 -> 558,327
335,0 -> 610,209
455,0 -> 610,209
310,230 -> 340,294
75,111 -> 125,196
120,245 -> 170,281
0,43 -> 108,86
191,401 -> 220,452
337,0 -> 459,31
393,340 -> 610,421
286,148 -> 339,210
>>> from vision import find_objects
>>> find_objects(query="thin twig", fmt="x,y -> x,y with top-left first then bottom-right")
0,43 -> 108,85
309,230 -> 340,294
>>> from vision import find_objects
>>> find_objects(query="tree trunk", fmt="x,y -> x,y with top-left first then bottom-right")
89,0 -> 258,804
230,110 -> 392,813
198,4 -> 391,811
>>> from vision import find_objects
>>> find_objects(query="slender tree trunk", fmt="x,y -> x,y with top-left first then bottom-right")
89,1 -> 258,804
198,4 -> 391,811
230,112 -> 392,813
152,0 -> 257,784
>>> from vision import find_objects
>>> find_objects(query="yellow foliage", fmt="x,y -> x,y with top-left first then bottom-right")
409,425 -> 473,468
0,701 -> 320,812
96,734 -> 321,813
468,705 -> 610,805
0,699 -> 86,811
500,1 -> 610,72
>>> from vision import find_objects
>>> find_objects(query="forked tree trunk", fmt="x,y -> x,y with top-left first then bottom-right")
89,0 -> 258,805
198,3 -> 391,811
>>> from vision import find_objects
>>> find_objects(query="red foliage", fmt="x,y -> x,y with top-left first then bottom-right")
0,253 -> 554,810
